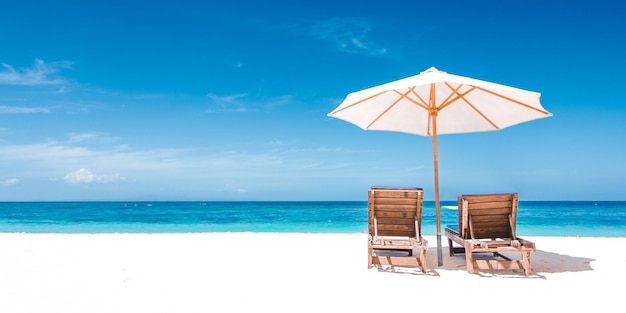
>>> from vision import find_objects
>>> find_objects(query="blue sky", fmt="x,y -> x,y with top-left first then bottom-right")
1,0 -> 624,201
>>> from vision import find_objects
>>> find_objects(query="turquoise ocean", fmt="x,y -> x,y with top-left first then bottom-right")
0,201 -> 625,237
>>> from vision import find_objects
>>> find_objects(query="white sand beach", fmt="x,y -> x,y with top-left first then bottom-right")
0,233 -> 624,313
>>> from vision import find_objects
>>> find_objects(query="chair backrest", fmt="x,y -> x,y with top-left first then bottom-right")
457,193 -> 518,240
368,187 -> 423,238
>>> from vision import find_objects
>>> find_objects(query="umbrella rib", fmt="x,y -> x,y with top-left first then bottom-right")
439,82 -> 477,110
442,83 -> 551,129
394,87 -> 432,133
328,90 -> 390,115
441,83 -> 550,117
442,83 -> 501,129
407,87 -> 430,109
438,82 -> 466,110
460,97 -> 501,129
474,86 -> 551,115
365,87 -> 431,129
365,91 -> 407,129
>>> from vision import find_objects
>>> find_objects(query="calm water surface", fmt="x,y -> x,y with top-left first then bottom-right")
0,201 -> 624,237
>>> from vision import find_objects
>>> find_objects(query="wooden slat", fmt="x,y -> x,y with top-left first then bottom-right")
472,227 -> 509,234
470,245 -> 536,254
374,221 -> 416,236
468,206 -> 512,214
376,215 -> 416,222
370,226 -> 407,234
470,214 -> 510,222
372,204 -> 420,211
375,231 -> 415,237
371,201 -> 420,208
371,197 -> 420,204
370,191 -> 421,197
374,211 -> 415,219
368,228 -> 415,236
463,193 -> 515,202
472,260 -> 525,270
376,224 -> 414,231
472,221 -> 510,232
372,256 -> 421,267
467,201 -> 512,207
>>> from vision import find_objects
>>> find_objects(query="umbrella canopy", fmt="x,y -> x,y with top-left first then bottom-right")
327,67 -> 552,266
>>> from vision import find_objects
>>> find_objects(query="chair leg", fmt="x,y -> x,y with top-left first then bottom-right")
448,238 -> 454,256
463,241 -> 474,274
368,245 -> 373,269
420,248 -> 427,273
522,251 -> 532,276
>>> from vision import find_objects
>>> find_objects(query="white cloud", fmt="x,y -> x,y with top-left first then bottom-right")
64,168 -> 95,183
63,168 -> 126,184
2,178 -> 19,186
0,59 -> 72,86
65,132 -> 118,144
0,105 -> 50,114
66,132 -> 100,143
0,141 -> 94,161
98,173 -> 127,183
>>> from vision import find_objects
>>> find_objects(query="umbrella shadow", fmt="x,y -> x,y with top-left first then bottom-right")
530,249 -> 595,274
424,247 -> 595,278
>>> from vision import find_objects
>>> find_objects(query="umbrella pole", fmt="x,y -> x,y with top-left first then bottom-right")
430,84 -> 443,267
432,122 -> 443,267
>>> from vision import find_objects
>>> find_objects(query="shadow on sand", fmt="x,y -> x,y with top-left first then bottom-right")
373,246 -> 594,278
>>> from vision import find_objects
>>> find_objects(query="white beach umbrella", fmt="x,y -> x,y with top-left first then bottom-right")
327,67 -> 552,266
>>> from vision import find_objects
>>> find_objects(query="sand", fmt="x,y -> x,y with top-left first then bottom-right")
0,233 -> 624,313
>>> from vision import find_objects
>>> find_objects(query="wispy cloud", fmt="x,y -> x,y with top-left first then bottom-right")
308,18 -> 388,56
0,59 -> 73,86
205,93 -> 292,113
0,105 -> 51,114
215,185 -> 248,194
65,132 -> 119,144
262,95 -> 293,109
269,139 -> 285,146
224,56 -> 245,69
205,93 -> 251,113
1,178 -> 19,186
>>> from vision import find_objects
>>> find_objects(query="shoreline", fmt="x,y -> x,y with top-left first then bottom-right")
0,233 -> 623,312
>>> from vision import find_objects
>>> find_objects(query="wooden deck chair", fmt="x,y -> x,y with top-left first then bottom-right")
368,187 -> 428,272
445,193 -> 536,276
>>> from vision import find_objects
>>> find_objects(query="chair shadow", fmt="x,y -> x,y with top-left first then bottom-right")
372,246 -> 595,278
528,249 -> 595,274
423,246 -> 595,278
